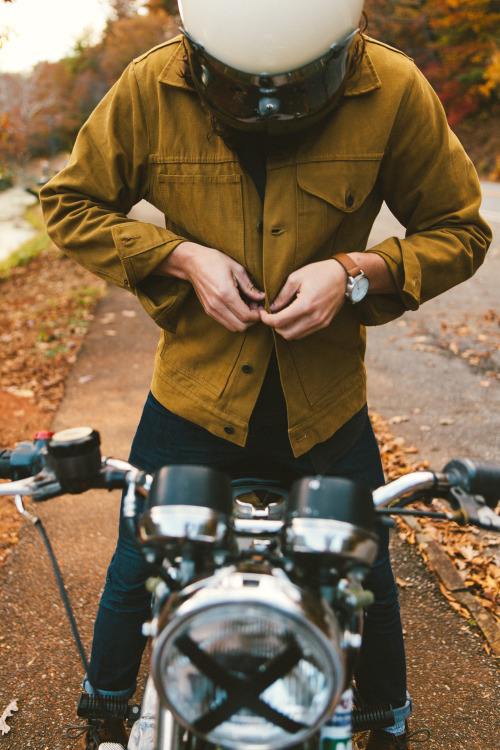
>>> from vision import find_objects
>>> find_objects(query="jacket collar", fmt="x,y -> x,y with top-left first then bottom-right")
158,36 -> 195,90
158,34 -> 381,97
344,40 -> 381,97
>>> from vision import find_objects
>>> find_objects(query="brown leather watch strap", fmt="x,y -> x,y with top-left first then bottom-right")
333,252 -> 362,278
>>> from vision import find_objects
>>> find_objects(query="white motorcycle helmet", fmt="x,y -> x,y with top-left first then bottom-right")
178,0 -> 365,132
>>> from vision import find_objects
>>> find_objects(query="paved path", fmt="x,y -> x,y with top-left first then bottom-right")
366,191 -> 500,467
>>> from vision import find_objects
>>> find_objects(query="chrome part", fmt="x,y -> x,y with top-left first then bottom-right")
14,494 -> 39,525
0,477 -> 36,497
127,678 -> 159,750
140,505 -> 230,548
372,471 -> 437,507
233,518 -> 284,536
285,518 -> 379,566
104,457 -> 153,494
234,490 -> 286,520
343,632 -> 362,650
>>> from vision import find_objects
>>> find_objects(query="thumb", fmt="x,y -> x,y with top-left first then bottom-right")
270,275 -> 300,312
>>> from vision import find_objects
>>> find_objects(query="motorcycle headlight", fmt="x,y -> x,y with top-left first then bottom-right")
152,569 -> 344,750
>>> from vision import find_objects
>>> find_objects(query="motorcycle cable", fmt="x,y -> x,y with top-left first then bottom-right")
17,499 -> 122,737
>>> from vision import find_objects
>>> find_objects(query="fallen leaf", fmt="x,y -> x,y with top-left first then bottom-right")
0,700 -> 18,736
5,387 -> 35,399
100,313 -> 116,324
396,577 -> 414,588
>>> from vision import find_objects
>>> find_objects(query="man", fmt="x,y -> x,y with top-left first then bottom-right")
40,1 -> 491,747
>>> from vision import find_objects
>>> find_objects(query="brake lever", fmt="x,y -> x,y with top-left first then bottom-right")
449,486 -> 500,531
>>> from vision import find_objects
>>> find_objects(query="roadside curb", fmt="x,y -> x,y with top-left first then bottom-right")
403,516 -> 500,657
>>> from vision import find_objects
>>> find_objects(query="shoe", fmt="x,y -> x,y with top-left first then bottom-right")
68,717 -> 129,748
365,721 -> 430,750
72,691 -> 131,748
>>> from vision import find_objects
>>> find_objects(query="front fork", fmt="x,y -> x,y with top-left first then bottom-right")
127,678 -> 186,750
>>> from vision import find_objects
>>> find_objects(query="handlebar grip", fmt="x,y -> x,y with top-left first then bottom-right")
0,450 -> 14,479
444,458 -> 500,508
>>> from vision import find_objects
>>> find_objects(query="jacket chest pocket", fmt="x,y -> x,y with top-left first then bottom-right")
157,173 -> 245,259
296,158 -> 382,265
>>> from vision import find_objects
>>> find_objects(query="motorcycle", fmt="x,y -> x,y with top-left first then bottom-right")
1,426 -> 499,750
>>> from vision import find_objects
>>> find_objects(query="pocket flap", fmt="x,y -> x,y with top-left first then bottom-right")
297,159 -> 381,213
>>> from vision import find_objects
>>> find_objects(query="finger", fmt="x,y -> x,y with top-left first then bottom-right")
259,300 -> 303,330
225,287 -> 262,327
260,310 -> 318,340
215,304 -> 260,332
269,276 -> 300,312
233,269 -> 266,301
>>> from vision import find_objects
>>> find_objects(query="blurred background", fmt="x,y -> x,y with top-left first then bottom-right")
0,0 -> 498,193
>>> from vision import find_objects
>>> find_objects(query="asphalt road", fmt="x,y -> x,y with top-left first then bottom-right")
366,182 -> 500,468
0,186 -> 499,749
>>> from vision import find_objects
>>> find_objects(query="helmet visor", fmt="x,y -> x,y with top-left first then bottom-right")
185,29 -> 359,133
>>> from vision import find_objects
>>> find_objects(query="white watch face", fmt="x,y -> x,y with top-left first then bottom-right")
348,274 -> 370,303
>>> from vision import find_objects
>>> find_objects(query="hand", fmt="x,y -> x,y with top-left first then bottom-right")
159,242 -> 265,332
259,259 -> 347,340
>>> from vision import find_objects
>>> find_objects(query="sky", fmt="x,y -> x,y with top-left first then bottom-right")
0,0 -> 114,73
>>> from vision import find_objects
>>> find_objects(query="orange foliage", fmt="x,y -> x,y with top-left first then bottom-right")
365,0 -> 500,125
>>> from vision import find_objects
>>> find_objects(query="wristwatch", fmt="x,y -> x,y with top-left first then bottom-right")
333,253 -> 370,304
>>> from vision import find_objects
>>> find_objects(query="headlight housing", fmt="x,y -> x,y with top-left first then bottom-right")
152,568 -> 344,750
285,476 -> 379,569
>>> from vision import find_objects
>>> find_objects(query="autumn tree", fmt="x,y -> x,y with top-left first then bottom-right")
427,0 -> 500,123
97,8 -> 177,87
0,72 -> 24,166
364,0 -> 500,124
364,0 -> 436,67
145,0 -> 180,19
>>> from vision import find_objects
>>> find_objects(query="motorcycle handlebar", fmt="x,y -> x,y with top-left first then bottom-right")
0,428 -> 498,529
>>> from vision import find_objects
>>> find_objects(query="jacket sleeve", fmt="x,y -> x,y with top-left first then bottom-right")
40,62 -> 191,333
357,64 -> 492,326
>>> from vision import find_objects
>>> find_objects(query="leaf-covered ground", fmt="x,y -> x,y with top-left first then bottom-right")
0,237 -> 498,626
0,240 -> 106,566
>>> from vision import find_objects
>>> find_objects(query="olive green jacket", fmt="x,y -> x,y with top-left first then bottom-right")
40,35 -> 491,456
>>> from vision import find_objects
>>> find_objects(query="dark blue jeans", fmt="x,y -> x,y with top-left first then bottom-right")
86,392 -> 407,711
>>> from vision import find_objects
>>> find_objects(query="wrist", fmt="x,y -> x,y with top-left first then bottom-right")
332,253 -> 370,304
155,241 -> 197,281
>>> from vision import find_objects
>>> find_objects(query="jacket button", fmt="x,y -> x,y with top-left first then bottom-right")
346,193 -> 355,208
224,425 -> 235,435
242,364 -> 253,374
256,220 -> 263,233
